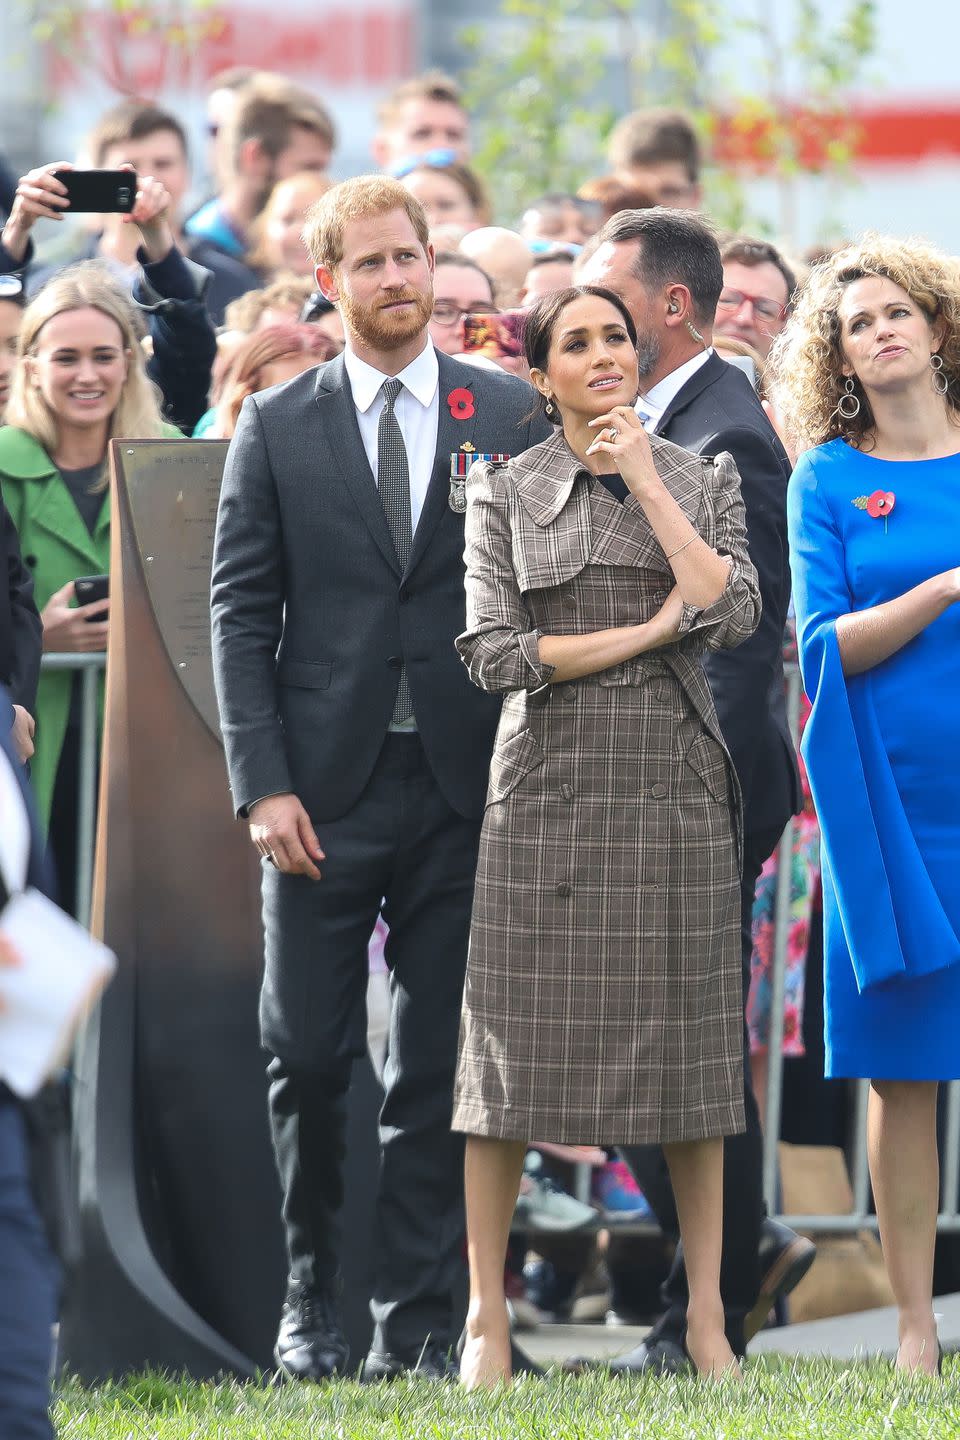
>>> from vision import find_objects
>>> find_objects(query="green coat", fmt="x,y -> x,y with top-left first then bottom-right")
0,424 -> 177,827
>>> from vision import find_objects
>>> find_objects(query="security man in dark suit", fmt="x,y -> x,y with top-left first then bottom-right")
212,176 -> 548,1383
0,686 -> 60,1440
579,208 -> 810,1371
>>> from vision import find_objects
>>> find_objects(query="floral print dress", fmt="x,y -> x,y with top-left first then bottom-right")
747,621 -> 820,1057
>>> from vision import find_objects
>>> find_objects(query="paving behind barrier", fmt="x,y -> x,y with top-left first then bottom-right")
520,1292 -> 960,1367
749,1291 -> 960,1360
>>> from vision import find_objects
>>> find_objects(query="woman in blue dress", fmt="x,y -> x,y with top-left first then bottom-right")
771,236 -> 960,1377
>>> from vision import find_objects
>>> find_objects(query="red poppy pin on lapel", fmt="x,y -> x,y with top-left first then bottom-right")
852,489 -> 896,533
447,387 -> 475,419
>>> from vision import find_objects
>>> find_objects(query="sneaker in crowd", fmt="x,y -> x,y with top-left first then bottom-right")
521,1258 -> 579,1324
512,1151 -> 599,1234
591,1158 -> 654,1225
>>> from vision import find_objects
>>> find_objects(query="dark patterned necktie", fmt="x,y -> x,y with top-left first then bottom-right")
378,378 -> 413,723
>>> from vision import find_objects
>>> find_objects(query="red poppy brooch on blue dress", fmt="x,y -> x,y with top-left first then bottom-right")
852,489 -> 896,533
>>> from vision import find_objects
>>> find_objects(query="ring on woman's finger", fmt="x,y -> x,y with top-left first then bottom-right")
607,426 -> 619,440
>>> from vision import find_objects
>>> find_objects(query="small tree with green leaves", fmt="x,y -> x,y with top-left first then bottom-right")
461,0 -> 878,243
459,0 -> 618,225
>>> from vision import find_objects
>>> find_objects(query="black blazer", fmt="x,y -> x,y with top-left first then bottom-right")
0,498 -> 42,718
212,350 -> 550,823
655,352 -> 800,839
0,684 -> 53,900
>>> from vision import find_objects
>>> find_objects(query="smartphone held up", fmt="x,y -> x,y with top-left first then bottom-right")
461,310 -> 527,361
52,169 -> 137,214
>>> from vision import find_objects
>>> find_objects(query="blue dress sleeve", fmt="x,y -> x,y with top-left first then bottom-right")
788,449 -> 960,992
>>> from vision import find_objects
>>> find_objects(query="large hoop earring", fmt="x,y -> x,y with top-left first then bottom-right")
931,353 -> 949,396
836,376 -> 861,420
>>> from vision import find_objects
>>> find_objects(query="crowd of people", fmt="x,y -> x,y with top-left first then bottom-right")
0,58 -> 958,1436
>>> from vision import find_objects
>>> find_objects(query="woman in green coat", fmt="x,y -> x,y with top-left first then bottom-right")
0,263 -> 170,910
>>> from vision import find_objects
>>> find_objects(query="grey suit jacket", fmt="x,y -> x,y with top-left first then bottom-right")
211,348 -> 549,822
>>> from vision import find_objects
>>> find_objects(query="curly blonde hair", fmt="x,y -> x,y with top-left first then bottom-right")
768,234 -> 960,454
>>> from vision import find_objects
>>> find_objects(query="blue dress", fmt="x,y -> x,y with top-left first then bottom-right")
788,437 -> 960,1080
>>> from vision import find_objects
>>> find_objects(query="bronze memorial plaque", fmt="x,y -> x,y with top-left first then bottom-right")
62,438 -> 383,1382
120,440 -> 226,741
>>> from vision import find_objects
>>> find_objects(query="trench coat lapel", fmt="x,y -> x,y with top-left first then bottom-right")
508,430 -> 707,588
313,354 -> 401,578
508,432 -> 592,590
588,435 -> 707,574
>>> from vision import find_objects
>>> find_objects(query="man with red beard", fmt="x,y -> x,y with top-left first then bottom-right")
212,177 -> 547,1383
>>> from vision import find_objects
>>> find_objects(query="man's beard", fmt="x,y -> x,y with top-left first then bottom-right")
635,332 -> 661,380
339,287 -> 433,352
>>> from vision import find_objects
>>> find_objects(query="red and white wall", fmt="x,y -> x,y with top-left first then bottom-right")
722,1 -> 960,250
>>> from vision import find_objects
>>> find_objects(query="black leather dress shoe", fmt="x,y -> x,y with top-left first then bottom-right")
575,1335 -> 690,1376
744,1218 -> 816,1342
362,1339 -> 458,1382
274,1283 -> 350,1381
561,1334 -> 689,1376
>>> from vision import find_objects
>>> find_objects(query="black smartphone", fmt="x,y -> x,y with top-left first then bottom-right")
53,169 -> 137,214
74,574 -> 109,621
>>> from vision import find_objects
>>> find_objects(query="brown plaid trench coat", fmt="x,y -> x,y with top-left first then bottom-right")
451,429 -> 760,1144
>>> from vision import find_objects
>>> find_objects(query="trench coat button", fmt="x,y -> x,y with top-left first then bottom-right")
563,592 -> 577,608
555,881 -> 572,897
386,655 -> 402,669
559,783 -> 574,801
651,781 -> 668,799
561,687 -> 575,704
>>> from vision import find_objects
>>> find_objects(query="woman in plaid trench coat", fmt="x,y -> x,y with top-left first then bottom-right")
453,287 -> 760,1387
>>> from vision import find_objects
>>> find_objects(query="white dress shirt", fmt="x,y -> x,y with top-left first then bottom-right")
343,339 -> 440,534
637,347 -> 714,432
0,747 -> 29,900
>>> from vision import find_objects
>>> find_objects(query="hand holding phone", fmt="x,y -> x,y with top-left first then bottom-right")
121,172 -> 175,263
1,162 -> 73,264
1,161 -> 138,267
40,580 -> 109,656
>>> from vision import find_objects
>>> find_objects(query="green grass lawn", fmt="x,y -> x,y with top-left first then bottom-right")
55,1356 -> 958,1439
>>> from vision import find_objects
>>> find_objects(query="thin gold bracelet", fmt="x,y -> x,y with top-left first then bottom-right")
665,535 -> 697,560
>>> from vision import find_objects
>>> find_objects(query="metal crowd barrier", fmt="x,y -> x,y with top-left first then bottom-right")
766,664 -> 960,1235
40,652 -> 960,1232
